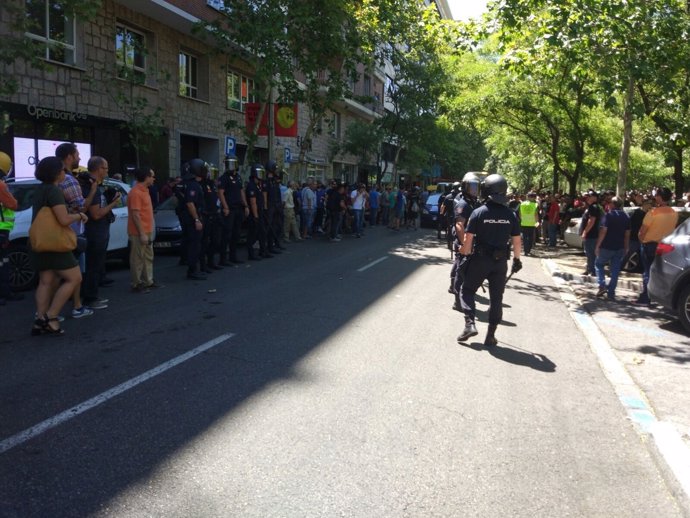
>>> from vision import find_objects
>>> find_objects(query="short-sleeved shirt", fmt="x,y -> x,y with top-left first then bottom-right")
201,179 -> 219,214
182,179 -> 205,217
581,203 -> 602,240
326,189 -> 343,211
31,183 -> 78,271
245,178 -> 264,211
599,209 -> 630,250
641,206 -> 678,243
127,183 -> 154,235
218,172 -> 244,206
369,190 -> 379,209
59,174 -> 85,234
467,201 -> 521,250
82,181 -> 110,244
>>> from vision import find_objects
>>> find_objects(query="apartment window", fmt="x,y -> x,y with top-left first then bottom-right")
363,75 -> 371,97
116,24 -> 146,82
179,51 -> 198,99
227,71 -> 255,112
25,0 -> 76,65
330,113 -> 341,139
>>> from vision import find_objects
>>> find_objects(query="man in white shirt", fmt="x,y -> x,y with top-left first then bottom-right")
351,183 -> 368,238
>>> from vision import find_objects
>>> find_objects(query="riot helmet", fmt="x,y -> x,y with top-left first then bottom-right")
265,160 -> 277,175
461,172 -> 481,200
0,152 -> 12,178
451,181 -> 461,196
481,174 -> 509,205
224,154 -> 238,173
182,158 -> 208,180
249,163 -> 265,180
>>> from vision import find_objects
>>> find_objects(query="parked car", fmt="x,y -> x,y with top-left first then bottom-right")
648,217 -> 690,333
153,196 -> 183,250
7,178 -> 131,291
421,193 -> 441,228
563,207 -> 690,273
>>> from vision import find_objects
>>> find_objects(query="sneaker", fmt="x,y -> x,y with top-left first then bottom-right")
85,299 -> 108,310
330,237 -> 341,242
72,306 -> 94,319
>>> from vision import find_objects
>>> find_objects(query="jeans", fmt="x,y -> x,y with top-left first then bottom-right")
640,242 -> 658,302
595,247 -> 624,297
353,209 -> 363,235
548,223 -> 559,247
301,209 -> 314,236
583,238 -> 597,274
369,207 -> 378,226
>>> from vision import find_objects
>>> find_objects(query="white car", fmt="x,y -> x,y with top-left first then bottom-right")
7,178 -> 132,291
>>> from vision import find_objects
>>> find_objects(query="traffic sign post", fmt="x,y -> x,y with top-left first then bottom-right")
225,136 -> 236,157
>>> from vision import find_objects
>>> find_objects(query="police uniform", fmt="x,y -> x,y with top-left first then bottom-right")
200,175 -> 223,271
245,174 -> 271,259
218,169 -> 246,264
263,173 -> 284,252
450,192 -> 479,305
442,187 -> 458,251
180,177 -> 206,278
458,174 -> 522,346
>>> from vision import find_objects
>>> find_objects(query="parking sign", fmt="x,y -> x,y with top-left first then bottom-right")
225,136 -> 236,156
284,147 -> 291,163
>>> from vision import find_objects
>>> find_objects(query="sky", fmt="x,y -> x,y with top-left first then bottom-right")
446,0 -> 490,21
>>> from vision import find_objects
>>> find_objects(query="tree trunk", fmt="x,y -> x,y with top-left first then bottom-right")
673,146 -> 684,198
618,75 -> 635,198
551,166 -> 558,193
567,175 -> 577,196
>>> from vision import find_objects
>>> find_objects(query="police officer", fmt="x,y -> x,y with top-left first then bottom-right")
457,174 -> 522,346
437,184 -> 451,240
450,172 -> 481,309
217,154 -> 249,264
179,159 -> 207,280
443,182 -> 460,253
0,152 -> 22,305
263,160 -> 285,253
199,166 -> 223,272
245,164 -> 272,260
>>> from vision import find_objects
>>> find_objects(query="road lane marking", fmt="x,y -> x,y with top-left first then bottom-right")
0,333 -> 235,455
357,256 -> 388,272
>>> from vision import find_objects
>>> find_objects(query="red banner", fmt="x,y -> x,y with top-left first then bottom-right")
274,104 -> 298,137
244,103 -> 269,136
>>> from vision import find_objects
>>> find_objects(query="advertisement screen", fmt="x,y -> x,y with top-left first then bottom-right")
12,138 -> 92,180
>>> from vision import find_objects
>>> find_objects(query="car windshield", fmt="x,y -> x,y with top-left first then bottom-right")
8,183 -> 38,212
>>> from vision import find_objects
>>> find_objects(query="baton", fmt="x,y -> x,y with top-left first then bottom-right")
505,271 -> 516,283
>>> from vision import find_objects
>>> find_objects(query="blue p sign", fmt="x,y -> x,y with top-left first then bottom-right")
225,136 -> 236,156
284,147 -> 291,163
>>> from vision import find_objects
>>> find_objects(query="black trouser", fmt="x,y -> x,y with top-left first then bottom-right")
0,230 -> 11,298
181,217 -> 202,273
460,254 -> 508,326
267,205 -> 282,248
329,210 -> 341,239
451,251 -> 466,300
201,213 -> 222,267
82,238 -> 108,303
221,206 -> 244,261
314,207 -> 324,232
246,215 -> 267,255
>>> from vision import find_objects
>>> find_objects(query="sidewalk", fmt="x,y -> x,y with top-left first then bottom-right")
534,242 -> 690,508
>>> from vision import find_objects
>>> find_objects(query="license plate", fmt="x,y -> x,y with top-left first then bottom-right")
153,241 -> 172,248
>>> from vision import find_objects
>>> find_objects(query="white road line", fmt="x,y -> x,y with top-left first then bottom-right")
0,333 -> 235,455
357,256 -> 388,272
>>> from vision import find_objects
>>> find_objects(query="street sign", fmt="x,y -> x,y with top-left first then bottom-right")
284,147 -> 291,163
225,136 -> 236,157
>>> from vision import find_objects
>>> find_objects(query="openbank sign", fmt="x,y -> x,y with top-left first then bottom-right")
26,105 -> 88,123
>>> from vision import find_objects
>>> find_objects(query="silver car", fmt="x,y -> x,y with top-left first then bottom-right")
648,217 -> 690,333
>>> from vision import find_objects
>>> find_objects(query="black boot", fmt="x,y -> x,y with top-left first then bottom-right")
484,324 -> 498,347
457,318 -> 478,343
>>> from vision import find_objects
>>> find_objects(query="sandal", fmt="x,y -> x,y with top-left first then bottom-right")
31,317 -> 46,336
42,314 -> 65,336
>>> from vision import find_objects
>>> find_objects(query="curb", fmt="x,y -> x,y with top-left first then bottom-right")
544,258 -> 690,516
549,265 -> 643,293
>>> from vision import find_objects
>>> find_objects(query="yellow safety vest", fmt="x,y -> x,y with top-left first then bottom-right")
0,204 -> 14,231
519,200 -> 538,227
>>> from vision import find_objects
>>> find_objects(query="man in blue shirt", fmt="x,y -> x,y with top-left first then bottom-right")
368,186 -> 380,226
594,196 -> 630,300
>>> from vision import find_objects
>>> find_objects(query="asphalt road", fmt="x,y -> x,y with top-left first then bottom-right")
0,227 -> 685,517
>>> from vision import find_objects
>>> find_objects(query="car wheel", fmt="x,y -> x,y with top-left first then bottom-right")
8,243 -> 37,291
677,284 -> 690,334
622,251 -> 640,272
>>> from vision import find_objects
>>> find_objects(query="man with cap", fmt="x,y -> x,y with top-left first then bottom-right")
580,190 -> 602,276
518,191 -> 539,256
636,187 -> 677,304
0,152 -> 22,305
458,174 -> 522,347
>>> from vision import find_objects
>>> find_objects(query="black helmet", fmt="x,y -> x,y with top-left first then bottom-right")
451,181 -> 461,195
183,158 -> 208,180
461,172 -> 481,199
249,163 -> 265,179
224,154 -> 238,173
265,160 -> 277,174
481,174 -> 509,205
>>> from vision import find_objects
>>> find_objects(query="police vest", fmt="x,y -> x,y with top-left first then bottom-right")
519,201 -> 538,227
0,204 -> 14,231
